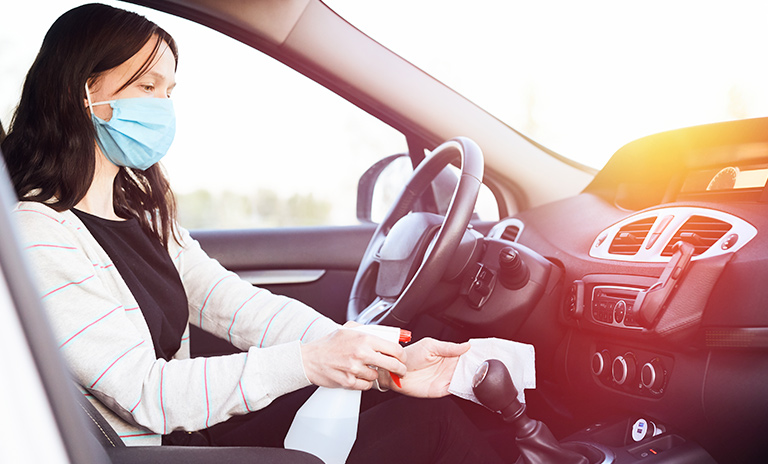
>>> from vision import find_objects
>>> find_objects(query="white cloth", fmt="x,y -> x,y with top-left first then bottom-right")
448,338 -> 536,405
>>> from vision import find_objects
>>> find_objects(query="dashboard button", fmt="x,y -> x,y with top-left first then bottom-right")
721,233 -> 738,250
612,352 -> 636,386
614,300 -> 626,323
591,352 -> 604,376
641,359 -> 665,391
591,350 -> 611,378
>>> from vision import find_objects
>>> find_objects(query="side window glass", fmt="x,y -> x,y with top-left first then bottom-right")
368,157 -> 500,224
475,183 -> 501,221
370,156 -> 413,223
162,19 -> 407,229
1,2 -> 501,228
0,2 -> 407,229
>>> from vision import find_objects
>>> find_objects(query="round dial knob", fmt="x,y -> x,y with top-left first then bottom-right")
641,359 -> 665,391
591,350 -> 611,377
498,247 -> 530,289
613,300 -> 626,324
612,352 -> 636,386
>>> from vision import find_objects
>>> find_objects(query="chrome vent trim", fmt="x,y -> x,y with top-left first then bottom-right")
590,207 -> 757,262
489,217 -> 525,243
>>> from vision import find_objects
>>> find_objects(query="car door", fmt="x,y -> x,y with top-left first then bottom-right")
191,224 -> 376,327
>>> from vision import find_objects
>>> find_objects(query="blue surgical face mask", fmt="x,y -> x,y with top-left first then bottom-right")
85,83 -> 176,171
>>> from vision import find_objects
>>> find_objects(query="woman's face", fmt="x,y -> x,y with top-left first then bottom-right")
88,36 -> 176,122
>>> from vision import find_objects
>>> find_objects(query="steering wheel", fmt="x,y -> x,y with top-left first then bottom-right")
347,137 -> 484,325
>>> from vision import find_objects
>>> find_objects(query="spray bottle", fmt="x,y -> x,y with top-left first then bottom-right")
284,325 -> 411,464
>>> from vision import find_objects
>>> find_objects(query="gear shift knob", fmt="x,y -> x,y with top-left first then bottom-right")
472,359 -> 525,422
472,359 -> 591,464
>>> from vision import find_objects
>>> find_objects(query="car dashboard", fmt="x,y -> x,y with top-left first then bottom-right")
446,117 -> 768,462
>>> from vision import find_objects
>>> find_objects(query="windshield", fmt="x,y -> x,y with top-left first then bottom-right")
326,0 -> 768,169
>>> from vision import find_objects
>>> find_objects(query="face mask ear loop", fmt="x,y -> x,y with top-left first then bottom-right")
85,82 -> 95,116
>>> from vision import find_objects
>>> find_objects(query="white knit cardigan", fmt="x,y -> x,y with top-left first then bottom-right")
14,201 -> 340,446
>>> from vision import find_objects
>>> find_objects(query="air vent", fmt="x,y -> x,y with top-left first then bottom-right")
489,218 -> 524,243
501,224 -> 521,242
590,207 -> 756,262
661,215 -> 731,256
608,217 -> 656,255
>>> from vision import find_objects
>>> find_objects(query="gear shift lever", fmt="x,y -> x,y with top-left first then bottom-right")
473,359 -> 589,464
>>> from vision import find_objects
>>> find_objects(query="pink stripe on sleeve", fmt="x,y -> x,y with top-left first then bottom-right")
25,243 -> 77,251
119,432 -> 158,440
14,208 -> 65,224
42,275 -> 94,299
59,306 -> 121,348
160,364 -> 167,434
259,301 -> 290,348
300,317 -> 322,342
198,275 -> 235,327
238,381 -> 253,412
227,289 -> 263,343
204,359 -> 211,427
130,398 -> 142,413
90,340 -> 145,388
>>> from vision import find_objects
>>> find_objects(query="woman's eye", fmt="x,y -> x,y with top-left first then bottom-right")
141,84 -> 155,92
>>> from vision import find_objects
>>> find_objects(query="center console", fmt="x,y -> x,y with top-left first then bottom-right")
472,359 -> 718,464
554,263 -> 723,462
562,418 -> 716,464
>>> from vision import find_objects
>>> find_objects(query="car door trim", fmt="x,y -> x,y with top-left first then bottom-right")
235,269 -> 327,285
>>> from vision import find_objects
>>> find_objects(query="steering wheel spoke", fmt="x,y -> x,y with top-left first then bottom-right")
355,297 -> 396,325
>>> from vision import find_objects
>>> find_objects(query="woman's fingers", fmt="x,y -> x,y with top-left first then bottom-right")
299,327 -> 407,389
343,328 -> 407,360
339,328 -> 407,376
352,378 -> 375,391
423,339 -> 471,358
350,364 -> 379,382
368,350 -> 407,377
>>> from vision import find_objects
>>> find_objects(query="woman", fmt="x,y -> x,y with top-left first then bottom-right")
2,3 -> 507,462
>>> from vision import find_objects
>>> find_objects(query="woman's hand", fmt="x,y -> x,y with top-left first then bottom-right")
300,326 -> 407,390
381,338 -> 470,398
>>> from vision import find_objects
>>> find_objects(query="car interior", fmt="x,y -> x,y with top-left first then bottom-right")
2,1 -> 767,463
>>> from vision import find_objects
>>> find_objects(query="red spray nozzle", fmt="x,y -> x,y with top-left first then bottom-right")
391,329 -> 412,388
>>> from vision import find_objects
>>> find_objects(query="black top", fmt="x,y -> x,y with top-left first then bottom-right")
72,209 -> 188,361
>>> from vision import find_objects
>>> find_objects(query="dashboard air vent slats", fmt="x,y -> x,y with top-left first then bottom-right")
608,217 -> 656,255
590,207 -> 755,262
501,224 -> 521,242
661,215 -> 731,256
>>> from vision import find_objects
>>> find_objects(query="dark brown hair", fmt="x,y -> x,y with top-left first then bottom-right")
1,3 -> 180,247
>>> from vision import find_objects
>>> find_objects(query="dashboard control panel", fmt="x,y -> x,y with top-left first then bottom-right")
591,342 -> 673,397
591,286 -> 642,329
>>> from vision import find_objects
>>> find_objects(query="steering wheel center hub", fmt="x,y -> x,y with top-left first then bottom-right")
376,213 -> 443,298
